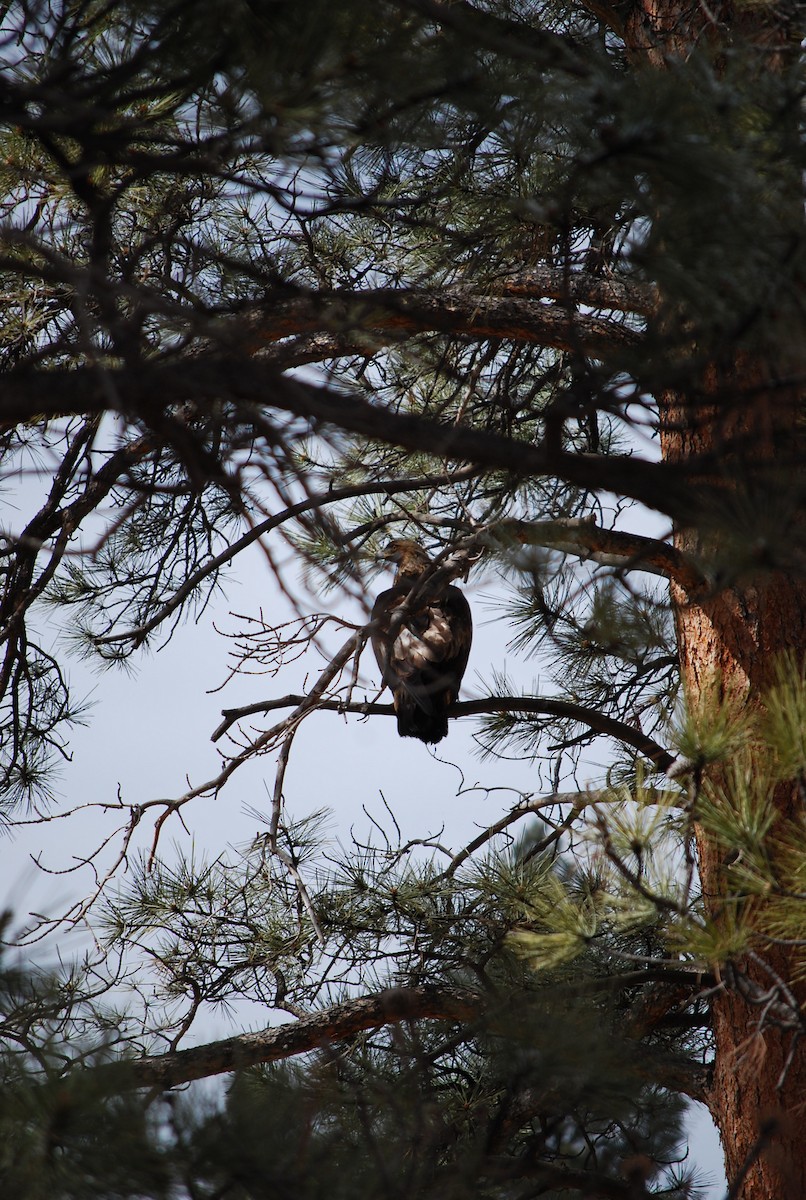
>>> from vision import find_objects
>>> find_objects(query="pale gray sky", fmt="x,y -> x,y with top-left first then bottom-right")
1,528 -> 726,1196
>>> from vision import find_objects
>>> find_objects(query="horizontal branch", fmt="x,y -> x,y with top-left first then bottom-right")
104,985 -> 479,1091
213,692 -> 676,773
239,282 -> 640,360
497,266 -> 656,315
481,1156 -> 655,1198
491,516 -> 706,593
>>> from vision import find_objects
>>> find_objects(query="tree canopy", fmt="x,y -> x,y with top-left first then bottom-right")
2,1 -> 806,1197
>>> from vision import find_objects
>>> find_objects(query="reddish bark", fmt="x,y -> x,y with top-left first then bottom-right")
654,150 -> 806,1200
622,3 -> 806,1195
672,564 -> 806,1199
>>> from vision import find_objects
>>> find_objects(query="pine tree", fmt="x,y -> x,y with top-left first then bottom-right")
1,1 -> 806,1197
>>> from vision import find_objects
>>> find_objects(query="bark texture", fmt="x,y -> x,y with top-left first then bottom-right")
624,3 -> 806,1196
672,566 -> 806,1199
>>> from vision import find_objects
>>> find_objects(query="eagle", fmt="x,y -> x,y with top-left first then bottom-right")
371,539 -> 472,744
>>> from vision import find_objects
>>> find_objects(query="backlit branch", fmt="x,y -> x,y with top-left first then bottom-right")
1,362 -> 700,520
212,693 -> 676,772
143,627 -> 368,869
91,466 -> 480,648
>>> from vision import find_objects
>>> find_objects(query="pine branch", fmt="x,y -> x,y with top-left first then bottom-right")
497,267 -> 656,314
0,362 -> 702,520
89,466 -> 480,649
212,693 -> 676,772
250,266 -> 655,367
236,280 -> 642,360
139,627 -> 370,869
100,984 -> 479,1091
402,0 -> 593,77
481,1157 -> 654,1198
491,516 -> 706,593
94,977 -> 709,1103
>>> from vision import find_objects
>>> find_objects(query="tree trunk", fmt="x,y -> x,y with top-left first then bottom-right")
623,4 -> 806,1196
671,562 -> 806,1199
657,212 -> 806,1200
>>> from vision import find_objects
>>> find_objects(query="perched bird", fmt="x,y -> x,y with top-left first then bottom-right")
371,539 -> 472,744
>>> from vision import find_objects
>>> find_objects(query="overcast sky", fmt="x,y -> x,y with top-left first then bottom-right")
1,523 -> 725,1196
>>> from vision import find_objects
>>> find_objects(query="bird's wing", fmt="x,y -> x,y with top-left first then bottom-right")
371,585 -> 472,700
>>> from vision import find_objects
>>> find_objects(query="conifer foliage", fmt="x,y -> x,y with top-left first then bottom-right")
1,1 -> 806,1197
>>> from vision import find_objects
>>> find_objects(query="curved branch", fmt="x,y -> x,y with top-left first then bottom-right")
491,516 -> 707,593
212,692 -> 676,772
1,362 -> 700,520
98,976 -> 709,1103
443,791 -> 593,877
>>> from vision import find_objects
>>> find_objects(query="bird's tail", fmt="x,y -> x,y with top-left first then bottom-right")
394,691 -> 449,744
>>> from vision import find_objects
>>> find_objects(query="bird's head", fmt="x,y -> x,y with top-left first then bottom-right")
380,538 -> 432,581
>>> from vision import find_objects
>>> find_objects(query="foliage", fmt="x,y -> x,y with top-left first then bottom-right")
1,0 -> 806,1197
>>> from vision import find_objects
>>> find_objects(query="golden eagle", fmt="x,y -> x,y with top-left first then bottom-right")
371,539 -> 472,744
